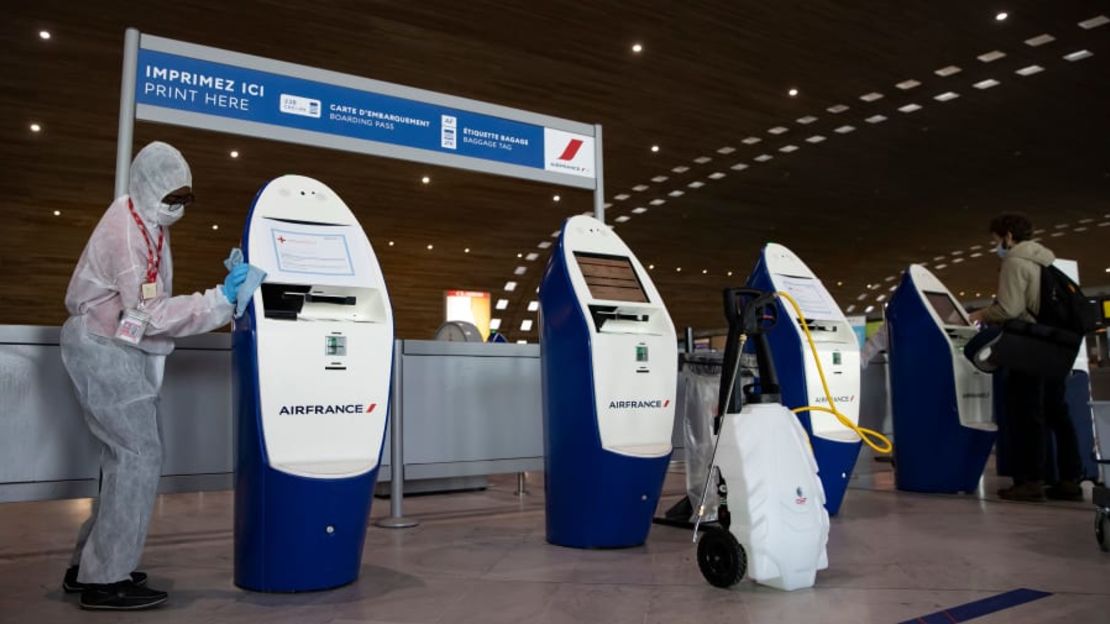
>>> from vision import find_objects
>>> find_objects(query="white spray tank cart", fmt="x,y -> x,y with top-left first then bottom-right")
694,288 -> 830,591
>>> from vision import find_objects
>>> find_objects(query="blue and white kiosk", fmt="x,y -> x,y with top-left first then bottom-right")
887,264 -> 995,493
539,215 -> 677,548
233,175 -> 393,592
746,243 -> 862,515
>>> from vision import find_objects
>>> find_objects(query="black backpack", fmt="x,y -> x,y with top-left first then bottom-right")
1035,265 -> 1099,335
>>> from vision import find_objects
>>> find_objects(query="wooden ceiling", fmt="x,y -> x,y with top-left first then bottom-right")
2,0 -> 1108,339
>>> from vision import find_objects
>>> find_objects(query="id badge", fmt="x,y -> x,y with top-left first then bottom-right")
114,308 -> 150,345
141,282 -> 158,301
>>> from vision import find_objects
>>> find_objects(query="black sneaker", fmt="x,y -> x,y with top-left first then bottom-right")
1045,480 -> 1084,502
79,580 -> 167,611
998,481 -> 1046,502
63,566 -> 148,593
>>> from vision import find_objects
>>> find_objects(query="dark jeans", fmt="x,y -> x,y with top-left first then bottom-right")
1005,370 -> 1082,484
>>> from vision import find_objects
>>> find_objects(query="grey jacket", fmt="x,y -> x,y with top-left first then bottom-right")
981,240 -> 1056,324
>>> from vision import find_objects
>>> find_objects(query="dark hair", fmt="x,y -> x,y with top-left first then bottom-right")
989,213 -> 1034,242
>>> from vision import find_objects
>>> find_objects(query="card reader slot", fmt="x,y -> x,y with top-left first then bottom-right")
305,293 -> 357,305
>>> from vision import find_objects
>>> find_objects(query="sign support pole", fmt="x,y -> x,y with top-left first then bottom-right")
114,28 -> 140,199
593,124 -> 605,223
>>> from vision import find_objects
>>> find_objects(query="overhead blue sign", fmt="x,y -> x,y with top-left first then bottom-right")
134,47 -> 596,180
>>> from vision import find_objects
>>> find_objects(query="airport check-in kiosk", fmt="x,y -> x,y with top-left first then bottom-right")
539,215 -> 677,548
747,243 -> 862,515
233,175 -> 393,591
887,265 -> 995,493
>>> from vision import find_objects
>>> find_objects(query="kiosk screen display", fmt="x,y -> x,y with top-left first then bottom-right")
574,253 -> 648,303
924,291 -> 969,326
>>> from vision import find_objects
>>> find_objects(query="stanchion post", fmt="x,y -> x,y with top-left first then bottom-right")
376,340 -> 419,529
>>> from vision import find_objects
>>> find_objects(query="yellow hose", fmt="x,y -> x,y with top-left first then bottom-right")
775,291 -> 893,454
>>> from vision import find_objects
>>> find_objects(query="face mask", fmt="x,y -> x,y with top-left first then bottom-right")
155,202 -> 185,226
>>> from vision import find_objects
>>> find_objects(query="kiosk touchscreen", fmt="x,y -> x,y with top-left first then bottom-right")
232,175 -> 393,592
539,215 -> 677,548
887,264 -> 995,493
746,243 -> 862,515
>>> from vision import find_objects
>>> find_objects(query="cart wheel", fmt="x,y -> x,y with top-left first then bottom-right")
697,526 -> 746,588
1097,510 -> 1110,553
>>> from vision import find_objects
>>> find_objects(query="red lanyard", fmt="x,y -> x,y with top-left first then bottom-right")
127,199 -> 164,283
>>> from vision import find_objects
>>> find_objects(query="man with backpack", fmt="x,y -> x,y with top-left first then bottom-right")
968,213 -> 1084,502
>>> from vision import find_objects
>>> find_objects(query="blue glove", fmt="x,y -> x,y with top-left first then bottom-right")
223,264 -> 250,303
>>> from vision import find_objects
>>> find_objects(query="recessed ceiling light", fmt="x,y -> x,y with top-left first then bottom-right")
796,116 -> 818,125
1083,15 -> 1110,29
806,135 -> 827,143
648,264 -> 654,270
973,78 -> 1001,89
614,193 -> 630,200
896,79 -> 921,90
1079,15 -> 1109,29
860,92 -> 884,102
834,125 -> 856,134
934,91 -> 960,102
53,210 -> 61,216
504,281 -> 517,292
230,150 -> 239,158
538,241 -> 552,249
676,267 -> 682,272
388,240 -> 395,246
688,180 -> 705,188
788,88 -> 799,97
668,189 -> 685,197
525,252 -> 539,261
211,224 -> 219,230
827,104 -> 850,114
651,144 -> 659,152
671,165 -> 690,173
978,50 -> 1007,63
1064,49 -> 1093,62
693,156 -> 712,164
865,114 -> 887,123
837,281 -> 843,286
730,162 -> 750,171
464,247 -> 470,253
995,11 -> 1008,21
717,146 -> 736,154
651,176 -> 668,183
1025,33 -> 1056,47
39,30 -> 51,40
768,126 -> 788,135
779,144 -> 799,153
708,172 -> 726,180
865,305 -> 875,313
742,136 -> 762,145
727,271 -> 733,277
514,266 -> 527,275
527,301 -> 539,312
632,207 -> 647,214
632,184 -> 649,192
489,318 -> 502,330
632,43 -> 644,53
615,215 -> 630,223
935,65 -> 962,77
649,198 -> 666,205
29,123 -> 42,132
1015,64 -> 1044,76
702,269 -> 708,274
754,154 -> 774,162
426,244 -> 434,250
516,252 -> 523,258
552,194 -> 560,202
495,299 -> 508,310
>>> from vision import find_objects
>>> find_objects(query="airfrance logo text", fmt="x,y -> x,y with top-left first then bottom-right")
280,403 -> 377,415
609,399 -> 671,409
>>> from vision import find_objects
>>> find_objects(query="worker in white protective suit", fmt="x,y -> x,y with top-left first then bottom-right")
59,142 -> 249,611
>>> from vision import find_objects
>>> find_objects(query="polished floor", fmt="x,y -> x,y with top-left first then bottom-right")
0,462 -> 1107,624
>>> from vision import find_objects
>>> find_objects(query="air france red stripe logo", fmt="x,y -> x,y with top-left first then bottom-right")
557,139 -> 584,161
